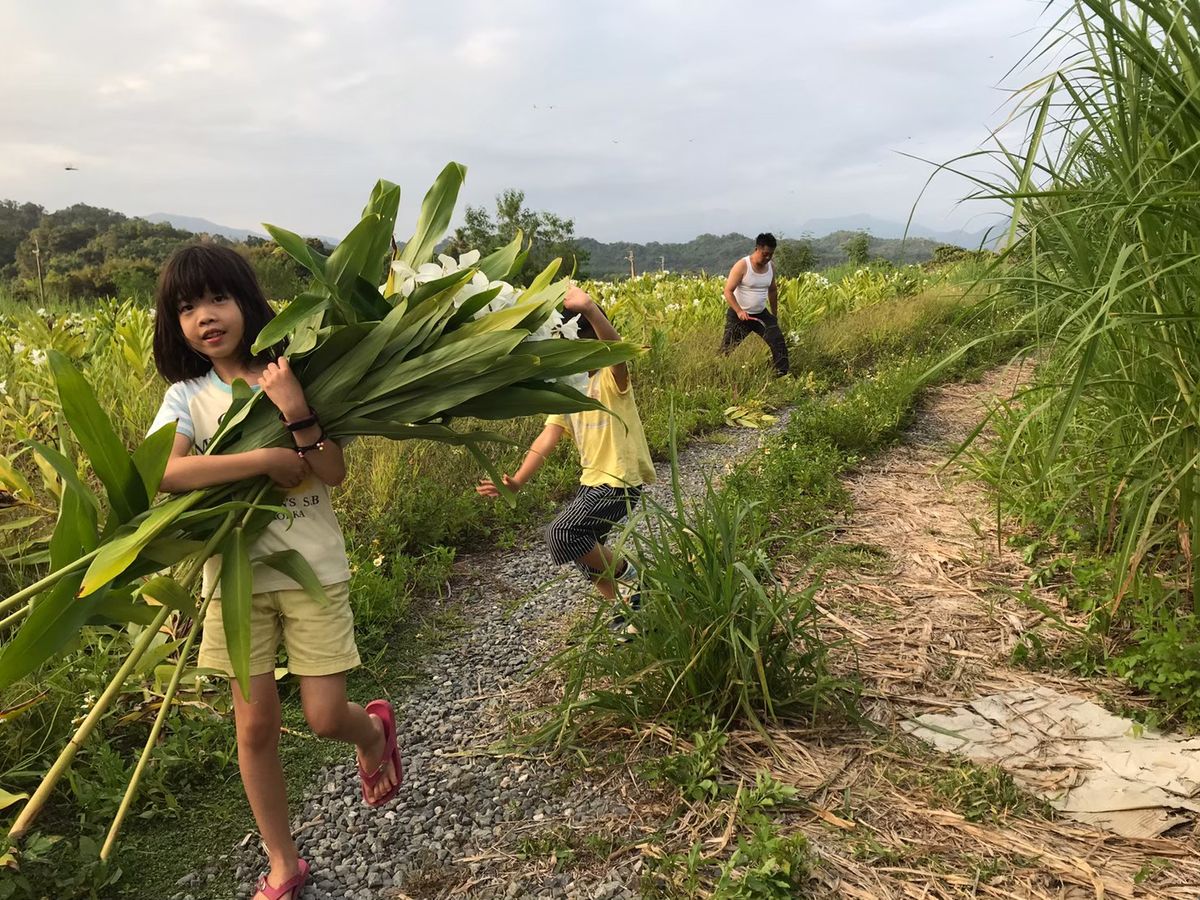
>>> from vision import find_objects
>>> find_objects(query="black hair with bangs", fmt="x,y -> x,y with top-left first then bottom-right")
153,243 -> 282,383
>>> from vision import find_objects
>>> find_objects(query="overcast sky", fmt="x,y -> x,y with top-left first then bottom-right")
0,1 -> 1053,243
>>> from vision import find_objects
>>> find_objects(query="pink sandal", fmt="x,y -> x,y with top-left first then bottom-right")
254,858 -> 309,900
360,699 -> 403,807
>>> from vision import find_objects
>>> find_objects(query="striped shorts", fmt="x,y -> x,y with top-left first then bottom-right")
545,484 -> 644,567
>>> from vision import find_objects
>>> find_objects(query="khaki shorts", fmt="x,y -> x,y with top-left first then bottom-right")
198,580 -> 360,678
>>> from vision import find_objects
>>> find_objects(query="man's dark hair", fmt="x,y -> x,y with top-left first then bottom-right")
755,233 -> 777,250
153,243 -> 282,383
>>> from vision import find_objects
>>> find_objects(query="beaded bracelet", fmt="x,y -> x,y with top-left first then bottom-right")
295,432 -> 328,457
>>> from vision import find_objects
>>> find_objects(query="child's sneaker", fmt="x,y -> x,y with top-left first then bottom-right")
616,559 -> 639,585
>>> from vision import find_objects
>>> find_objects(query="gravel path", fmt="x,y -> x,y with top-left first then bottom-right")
170,414 -> 786,900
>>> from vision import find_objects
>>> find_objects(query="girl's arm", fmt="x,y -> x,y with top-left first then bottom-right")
563,284 -> 629,391
476,424 -> 564,497
260,357 -> 347,487
159,433 -> 310,493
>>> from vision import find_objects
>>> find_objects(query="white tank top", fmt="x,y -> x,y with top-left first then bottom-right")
733,256 -> 772,314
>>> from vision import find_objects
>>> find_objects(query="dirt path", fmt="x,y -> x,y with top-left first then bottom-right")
746,362 -> 1200,898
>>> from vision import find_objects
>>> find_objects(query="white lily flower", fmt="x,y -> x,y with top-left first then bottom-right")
436,253 -> 457,271
416,262 -> 443,280
558,314 -> 581,340
457,249 -> 480,268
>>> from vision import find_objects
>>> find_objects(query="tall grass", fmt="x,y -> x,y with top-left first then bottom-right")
966,0 -> 1200,626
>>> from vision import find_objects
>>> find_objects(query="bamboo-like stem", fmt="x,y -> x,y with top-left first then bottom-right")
99,482 -> 270,859
7,603 -> 172,841
8,486 -> 252,844
0,602 -> 31,633
0,548 -> 100,615
99,591 -> 214,860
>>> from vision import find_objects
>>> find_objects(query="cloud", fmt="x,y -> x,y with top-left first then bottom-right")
0,0 -> 1054,242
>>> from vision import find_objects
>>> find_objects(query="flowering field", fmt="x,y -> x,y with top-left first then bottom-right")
0,252 -> 981,896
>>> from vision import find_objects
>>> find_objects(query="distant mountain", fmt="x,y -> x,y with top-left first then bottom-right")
143,213 -> 340,247
577,225 -> 979,279
143,213 -> 266,242
797,214 -> 1004,250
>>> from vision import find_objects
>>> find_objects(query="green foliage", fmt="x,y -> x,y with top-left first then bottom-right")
962,0 -> 1200,709
535,451 -> 856,743
842,231 -> 870,266
444,188 -> 589,285
769,238 -> 814,278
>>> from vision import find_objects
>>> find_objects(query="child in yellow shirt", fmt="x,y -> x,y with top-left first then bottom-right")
477,284 -> 655,604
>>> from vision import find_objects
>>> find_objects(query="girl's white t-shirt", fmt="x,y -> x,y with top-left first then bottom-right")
148,369 -> 351,597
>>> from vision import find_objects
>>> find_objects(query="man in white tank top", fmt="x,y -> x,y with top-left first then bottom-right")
720,233 -> 789,376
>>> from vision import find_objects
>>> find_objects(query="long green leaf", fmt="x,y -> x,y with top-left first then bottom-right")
79,492 -> 202,596
49,350 -> 146,523
398,162 -> 466,268
131,422 -> 178,501
255,550 -> 330,606
219,527 -> 254,700
251,291 -> 329,356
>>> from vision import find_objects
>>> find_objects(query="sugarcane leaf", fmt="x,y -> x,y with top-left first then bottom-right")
220,527 -> 254,700
138,537 -> 204,568
333,420 -> 515,446
0,451 -> 33,500
255,550 -> 330,606
360,180 -> 401,286
49,350 -> 147,523
477,232 -> 524,282
24,439 -> 101,513
50,468 -> 99,569
355,331 -> 528,406
398,161 -> 466,268
305,296 -> 411,402
357,354 -> 543,422
327,214 -> 384,295
0,576 -> 96,691
446,383 -> 609,419
138,574 -> 199,615
251,291 -> 329,356
465,443 -> 517,508
0,516 -> 42,532
88,589 -> 158,626
131,421 -> 177,500
206,379 -> 265,454
79,492 -> 201,596
520,257 -> 562,296
263,224 -> 328,280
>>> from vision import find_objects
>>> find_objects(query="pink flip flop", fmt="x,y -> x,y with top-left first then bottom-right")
255,858 -> 309,900
360,699 -> 403,807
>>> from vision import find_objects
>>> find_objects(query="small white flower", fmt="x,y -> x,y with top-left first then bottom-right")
29,349 -> 47,366
0,380 -> 7,395
36,307 -> 47,316
12,340 -> 25,355
558,314 -> 581,340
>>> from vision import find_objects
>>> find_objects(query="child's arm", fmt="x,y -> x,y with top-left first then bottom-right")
476,424 -> 564,498
159,434 -> 310,493
563,284 -> 629,391
259,357 -> 347,487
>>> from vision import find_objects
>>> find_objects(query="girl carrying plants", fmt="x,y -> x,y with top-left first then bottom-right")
148,244 -> 402,900
476,283 -> 654,623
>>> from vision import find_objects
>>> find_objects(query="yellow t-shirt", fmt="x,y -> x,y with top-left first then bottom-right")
546,368 -> 656,488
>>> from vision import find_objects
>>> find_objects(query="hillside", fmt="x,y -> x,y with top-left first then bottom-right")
580,230 -> 956,278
